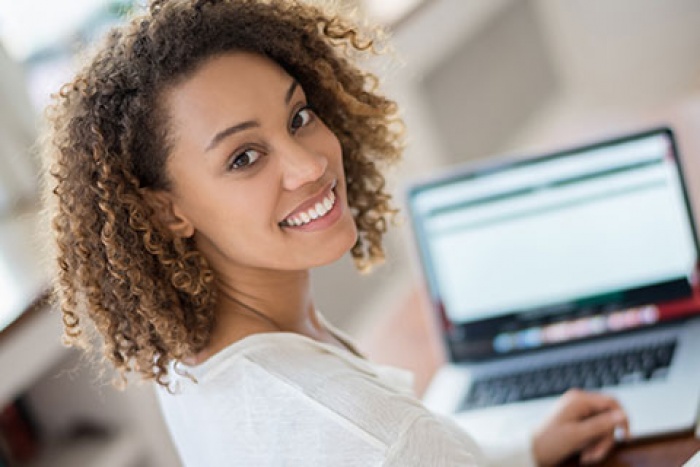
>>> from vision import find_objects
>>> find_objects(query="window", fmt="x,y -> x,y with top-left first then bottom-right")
360,0 -> 425,26
0,0 -> 132,215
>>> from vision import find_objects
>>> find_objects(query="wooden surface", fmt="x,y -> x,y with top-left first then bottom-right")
563,433 -> 700,466
356,285 -> 700,466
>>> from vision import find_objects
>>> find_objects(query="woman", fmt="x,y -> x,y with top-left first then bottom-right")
42,0 -> 628,465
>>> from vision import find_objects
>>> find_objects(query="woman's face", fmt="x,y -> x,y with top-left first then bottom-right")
159,52 -> 358,275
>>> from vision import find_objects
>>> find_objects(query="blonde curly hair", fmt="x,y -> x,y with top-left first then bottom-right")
42,0 -> 403,386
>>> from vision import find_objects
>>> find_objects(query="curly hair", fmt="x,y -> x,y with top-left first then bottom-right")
41,0 -> 403,386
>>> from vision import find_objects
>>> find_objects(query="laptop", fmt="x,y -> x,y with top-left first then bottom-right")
405,127 -> 700,444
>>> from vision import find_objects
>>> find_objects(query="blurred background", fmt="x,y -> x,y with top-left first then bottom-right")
1,0 -> 699,465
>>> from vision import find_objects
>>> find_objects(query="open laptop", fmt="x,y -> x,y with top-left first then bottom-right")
406,127 -> 700,443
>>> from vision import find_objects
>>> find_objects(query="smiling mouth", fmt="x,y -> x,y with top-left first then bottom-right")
279,186 -> 337,227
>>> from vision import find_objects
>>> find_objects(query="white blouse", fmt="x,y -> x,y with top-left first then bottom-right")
156,324 -> 537,466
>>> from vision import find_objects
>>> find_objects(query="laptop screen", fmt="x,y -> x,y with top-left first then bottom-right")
408,128 -> 700,362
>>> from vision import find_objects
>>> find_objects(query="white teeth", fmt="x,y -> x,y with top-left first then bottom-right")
282,189 -> 337,227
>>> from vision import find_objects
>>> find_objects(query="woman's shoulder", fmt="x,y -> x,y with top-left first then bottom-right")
167,331 -> 362,386
157,333 -> 485,465
170,331 -> 414,406
189,330 -> 373,382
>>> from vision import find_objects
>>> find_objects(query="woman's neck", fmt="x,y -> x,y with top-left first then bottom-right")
193,267 -> 334,363
215,269 -> 316,332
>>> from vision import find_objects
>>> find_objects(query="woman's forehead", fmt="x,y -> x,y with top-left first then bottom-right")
167,53 -> 295,108
163,52 -> 300,149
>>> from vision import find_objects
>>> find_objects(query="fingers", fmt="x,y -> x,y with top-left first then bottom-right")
580,434 -> 616,464
571,406 -> 628,465
556,389 -> 624,419
553,389 -> 629,454
533,390 -> 630,467
575,408 -> 627,449
578,408 -> 630,465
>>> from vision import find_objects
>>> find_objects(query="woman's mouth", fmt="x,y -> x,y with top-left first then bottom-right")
279,186 -> 337,228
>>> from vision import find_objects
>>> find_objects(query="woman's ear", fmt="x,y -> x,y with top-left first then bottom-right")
141,189 -> 195,238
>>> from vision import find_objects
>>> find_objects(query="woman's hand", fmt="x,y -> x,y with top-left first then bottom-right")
532,389 -> 629,466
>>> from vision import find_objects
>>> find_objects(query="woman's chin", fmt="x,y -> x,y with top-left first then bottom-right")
309,223 -> 358,269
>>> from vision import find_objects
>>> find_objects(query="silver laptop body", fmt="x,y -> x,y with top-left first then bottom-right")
406,127 -> 700,444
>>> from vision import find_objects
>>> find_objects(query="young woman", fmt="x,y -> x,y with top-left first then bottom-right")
42,0 -> 628,465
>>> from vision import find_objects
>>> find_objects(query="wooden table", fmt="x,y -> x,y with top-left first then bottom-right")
357,286 -> 700,466
571,434 -> 700,467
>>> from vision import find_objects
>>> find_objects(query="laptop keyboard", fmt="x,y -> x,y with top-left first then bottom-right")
460,340 -> 677,411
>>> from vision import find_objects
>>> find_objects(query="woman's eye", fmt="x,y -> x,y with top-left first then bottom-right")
291,106 -> 314,132
228,148 -> 261,171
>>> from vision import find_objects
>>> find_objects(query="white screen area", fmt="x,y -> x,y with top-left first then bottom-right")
419,133 -> 698,323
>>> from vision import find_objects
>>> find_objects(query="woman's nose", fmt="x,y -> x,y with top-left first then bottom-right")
280,141 -> 328,191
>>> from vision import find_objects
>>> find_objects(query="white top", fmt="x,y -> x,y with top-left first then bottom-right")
156,323 -> 536,466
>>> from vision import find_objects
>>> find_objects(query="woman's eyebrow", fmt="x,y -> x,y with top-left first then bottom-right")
284,80 -> 299,105
206,120 -> 259,152
205,80 -> 299,152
